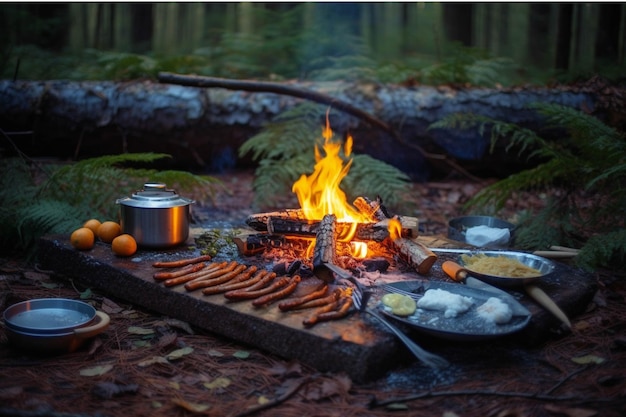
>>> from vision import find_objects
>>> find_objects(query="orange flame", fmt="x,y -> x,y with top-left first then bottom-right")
292,113 -> 371,229
388,216 -> 403,241
292,112 -> 372,256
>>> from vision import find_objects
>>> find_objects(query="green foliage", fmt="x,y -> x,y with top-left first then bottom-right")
239,103 -> 410,209
0,153 -> 221,259
418,43 -> 517,87
431,103 -> 626,270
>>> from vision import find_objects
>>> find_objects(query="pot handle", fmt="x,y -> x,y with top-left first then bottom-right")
73,311 -> 110,339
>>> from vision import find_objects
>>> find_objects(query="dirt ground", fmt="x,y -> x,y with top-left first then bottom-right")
1,170 -> 625,417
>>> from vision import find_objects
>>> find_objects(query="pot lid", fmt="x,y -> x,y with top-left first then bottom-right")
116,183 -> 194,208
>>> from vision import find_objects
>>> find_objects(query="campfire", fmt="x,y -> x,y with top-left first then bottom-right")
239,114 -> 437,282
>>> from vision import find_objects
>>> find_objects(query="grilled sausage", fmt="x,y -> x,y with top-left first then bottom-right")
153,262 -> 207,280
201,270 -> 268,295
224,276 -> 290,300
152,255 -> 212,268
252,276 -> 301,307
184,264 -> 249,291
163,261 -> 230,287
302,298 -> 341,327
278,283 -> 328,311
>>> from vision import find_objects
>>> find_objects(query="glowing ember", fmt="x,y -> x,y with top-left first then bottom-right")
292,113 -> 372,239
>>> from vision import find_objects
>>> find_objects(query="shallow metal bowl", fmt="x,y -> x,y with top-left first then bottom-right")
448,216 -> 516,247
3,298 -> 110,353
458,250 -> 555,288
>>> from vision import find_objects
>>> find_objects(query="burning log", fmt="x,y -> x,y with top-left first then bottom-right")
265,214 -> 418,241
246,209 -> 306,231
353,196 -> 391,222
233,232 -> 287,256
389,237 -> 437,275
312,214 -> 338,283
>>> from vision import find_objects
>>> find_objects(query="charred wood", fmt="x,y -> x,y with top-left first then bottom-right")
353,196 -> 392,221
312,214 -> 338,283
265,215 -> 418,241
246,209 -> 307,231
233,233 -> 287,256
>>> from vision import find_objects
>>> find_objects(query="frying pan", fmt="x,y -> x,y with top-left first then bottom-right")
456,250 -> 555,288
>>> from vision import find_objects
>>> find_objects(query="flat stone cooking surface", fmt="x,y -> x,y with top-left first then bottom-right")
37,233 -> 597,382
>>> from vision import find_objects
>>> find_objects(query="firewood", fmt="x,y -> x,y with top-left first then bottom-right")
389,237 -> 437,275
312,214 -> 337,283
245,209 -> 306,231
233,232 -> 286,256
266,216 -> 417,241
353,196 -> 391,221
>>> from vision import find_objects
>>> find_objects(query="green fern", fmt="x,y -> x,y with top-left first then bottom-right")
430,103 -> 626,270
239,103 -> 410,209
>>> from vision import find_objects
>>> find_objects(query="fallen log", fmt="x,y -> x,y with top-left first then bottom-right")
0,78 -> 611,179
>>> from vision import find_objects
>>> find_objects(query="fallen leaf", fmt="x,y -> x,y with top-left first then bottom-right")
162,318 -> 195,334
303,374 -> 352,401
79,288 -> 93,299
157,332 -> 178,348
133,340 -> 151,348
207,349 -> 224,357
572,354 -> 605,365
128,326 -> 155,335
79,364 -> 113,376
257,395 -> 270,405
267,360 -> 302,377
169,381 -> 180,390
101,297 -> 124,314
138,356 -> 169,367
40,282 -> 59,289
167,346 -> 194,360
544,404 -> 597,417
172,398 -> 211,413
386,403 -> 409,411
233,350 -> 250,359
203,377 -> 231,390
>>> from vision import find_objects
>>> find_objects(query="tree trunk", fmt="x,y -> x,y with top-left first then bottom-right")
0,78 -> 617,179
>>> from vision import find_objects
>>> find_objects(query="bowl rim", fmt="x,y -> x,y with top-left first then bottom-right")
3,298 -> 97,334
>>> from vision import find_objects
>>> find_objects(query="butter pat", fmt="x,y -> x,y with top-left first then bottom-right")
465,225 -> 510,247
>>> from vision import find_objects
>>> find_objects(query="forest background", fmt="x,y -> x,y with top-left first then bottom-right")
1,2 -> 624,84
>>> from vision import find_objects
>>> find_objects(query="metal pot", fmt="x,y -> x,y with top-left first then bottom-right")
116,183 -> 194,248
3,298 -> 110,354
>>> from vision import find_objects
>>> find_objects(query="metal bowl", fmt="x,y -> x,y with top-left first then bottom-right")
458,250 -> 555,288
448,216 -> 516,247
3,298 -> 110,353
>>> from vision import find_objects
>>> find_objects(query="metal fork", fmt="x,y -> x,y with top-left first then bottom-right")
381,284 -> 424,301
348,281 -> 449,369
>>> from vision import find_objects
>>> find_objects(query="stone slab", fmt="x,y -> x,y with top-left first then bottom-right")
37,233 -> 598,382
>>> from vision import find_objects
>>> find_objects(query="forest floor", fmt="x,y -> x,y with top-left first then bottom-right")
1,170 -> 625,417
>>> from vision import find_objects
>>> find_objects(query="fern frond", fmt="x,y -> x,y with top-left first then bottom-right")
577,229 -> 626,271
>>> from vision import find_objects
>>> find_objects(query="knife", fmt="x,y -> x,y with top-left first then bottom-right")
441,261 -> 530,316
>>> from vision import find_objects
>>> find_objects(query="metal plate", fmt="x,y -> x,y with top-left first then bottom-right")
379,280 -> 531,341
458,250 -> 555,288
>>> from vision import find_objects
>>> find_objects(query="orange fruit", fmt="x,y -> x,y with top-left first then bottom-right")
97,221 -> 121,243
70,227 -> 95,250
83,218 -> 101,235
111,234 -> 137,257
